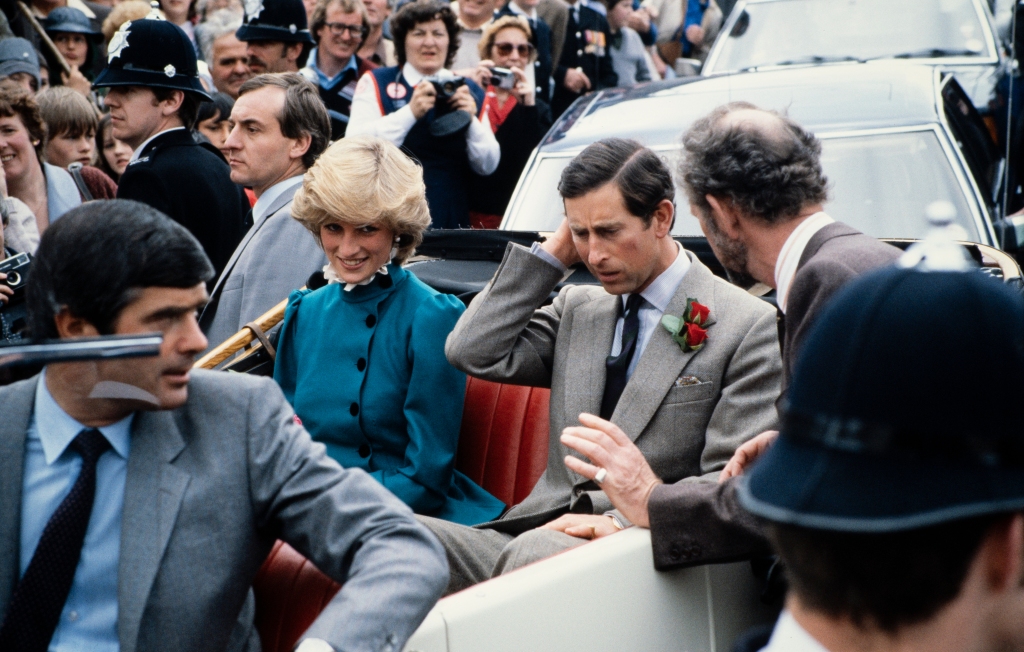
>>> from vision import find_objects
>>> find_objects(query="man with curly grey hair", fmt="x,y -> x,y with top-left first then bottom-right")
563,103 -> 903,574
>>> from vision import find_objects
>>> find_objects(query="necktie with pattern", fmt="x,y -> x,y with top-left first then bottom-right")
601,293 -> 644,420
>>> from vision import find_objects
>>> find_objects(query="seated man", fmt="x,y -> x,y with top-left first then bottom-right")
199,73 -> 329,352
0,200 -> 447,652
424,137 -> 783,594
559,103 -> 902,568
739,265 -> 1024,652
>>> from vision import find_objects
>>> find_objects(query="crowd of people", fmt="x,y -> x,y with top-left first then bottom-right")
1,1 -> 1023,652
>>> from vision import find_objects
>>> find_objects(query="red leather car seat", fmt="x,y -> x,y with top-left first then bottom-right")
253,377 -> 550,652
456,376 -> 550,506
252,540 -> 341,652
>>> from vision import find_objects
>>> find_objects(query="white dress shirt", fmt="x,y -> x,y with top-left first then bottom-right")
129,126 -> 187,163
773,212 -> 834,314
347,63 -> 501,176
251,175 -> 304,226
531,240 -> 691,378
759,611 -> 832,652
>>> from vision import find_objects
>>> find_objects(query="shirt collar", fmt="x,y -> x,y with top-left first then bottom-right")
762,610 -> 832,652
622,241 -> 691,313
307,47 -> 359,88
34,371 -> 133,465
402,62 -> 452,87
507,1 -> 538,19
774,212 -> 834,314
457,17 -> 485,33
130,126 -> 187,163
252,175 -> 303,224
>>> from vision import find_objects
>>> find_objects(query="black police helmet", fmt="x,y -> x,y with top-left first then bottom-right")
739,266 -> 1024,532
93,18 -> 211,100
236,0 -> 315,44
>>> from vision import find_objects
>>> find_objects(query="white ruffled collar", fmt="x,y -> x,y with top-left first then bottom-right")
323,261 -> 391,292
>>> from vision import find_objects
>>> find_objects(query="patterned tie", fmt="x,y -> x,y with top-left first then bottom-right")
601,293 -> 644,420
0,429 -> 112,652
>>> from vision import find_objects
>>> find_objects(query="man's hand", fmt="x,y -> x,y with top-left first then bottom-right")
563,67 -> 592,93
540,217 -> 582,267
541,513 -> 620,540
450,84 -> 478,117
61,65 -> 92,98
409,81 -> 438,120
626,7 -> 651,33
560,413 -> 662,528
718,430 -> 778,482
0,273 -> 12,305
684,24 -> 704,46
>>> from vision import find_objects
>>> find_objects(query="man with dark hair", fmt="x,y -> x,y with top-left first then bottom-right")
420,137 -> 782,594
737,264 -> 1024,652
200,73 -> 330,352
0,200 -> 448,652
558,104 -> 902,571
237,0 -> 317,73
95,16 -> 250,281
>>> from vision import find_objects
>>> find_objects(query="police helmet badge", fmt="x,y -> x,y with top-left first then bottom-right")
244,0 -> 265,21
107,22 -> 131,62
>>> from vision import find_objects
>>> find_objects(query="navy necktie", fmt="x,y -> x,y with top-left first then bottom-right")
601,293 -> 644,420
0,429 -> 111,652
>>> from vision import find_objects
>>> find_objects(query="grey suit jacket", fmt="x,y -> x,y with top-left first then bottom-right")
538,0 -> 569,70
0,370 -> 447,652
199,182 -> 327,352
648,222 -> 901,570
446,244 -> 782,534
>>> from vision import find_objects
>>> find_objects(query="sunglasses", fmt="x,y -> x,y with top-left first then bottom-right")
493,42 -> 535,57
324,22 -> 368,37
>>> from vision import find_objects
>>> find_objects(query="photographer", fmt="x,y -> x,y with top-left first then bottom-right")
0,195 -> 33,345
348,0 -> 499,229
467,16 -> 551,228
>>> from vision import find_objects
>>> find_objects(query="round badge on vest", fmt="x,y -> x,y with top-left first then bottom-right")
386,82 -> 407,100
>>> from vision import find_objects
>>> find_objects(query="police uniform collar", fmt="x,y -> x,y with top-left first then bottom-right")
129,126 -> 187,163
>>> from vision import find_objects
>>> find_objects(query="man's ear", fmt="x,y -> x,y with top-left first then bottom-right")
53,308 -> 101,340
705,194 -> 743,239
285,42 -> 304,64
650,198 -> 674,238
159,89 -> 185,117
290,131 -> 313,162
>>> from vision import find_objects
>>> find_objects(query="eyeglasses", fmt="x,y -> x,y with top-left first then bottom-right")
493,42 -> 534,57
323,22 -> 368,37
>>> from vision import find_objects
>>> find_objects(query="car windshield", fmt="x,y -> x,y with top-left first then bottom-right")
506,130 -> 981,242
708,0 -> 993,73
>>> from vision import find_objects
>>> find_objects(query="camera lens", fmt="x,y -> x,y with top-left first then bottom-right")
443,82 -> 456,94
6,271 -> 19,286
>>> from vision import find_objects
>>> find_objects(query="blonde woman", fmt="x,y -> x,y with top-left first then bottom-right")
273,136 -> 504,526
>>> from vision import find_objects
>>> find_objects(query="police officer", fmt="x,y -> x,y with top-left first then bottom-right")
551,0 -> 616,117
236,0 -> 316,74
94,15 -> 249,280
735,263 -> 1024,652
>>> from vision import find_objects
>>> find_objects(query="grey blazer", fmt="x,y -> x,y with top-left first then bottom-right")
445,244 -> 782,534
648,222 -> 901,570
0,370 -> 447,652
199,182 -> 326,352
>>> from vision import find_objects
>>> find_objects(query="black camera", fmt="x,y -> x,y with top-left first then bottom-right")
0,252 -> 30,306
425,75 -> 472,137
490,67 -> 516,90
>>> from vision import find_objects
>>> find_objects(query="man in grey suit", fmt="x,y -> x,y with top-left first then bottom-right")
200,73 -> 329,352
0,201 -> 447,652
562,103 -> 902,571
423,138 -> 782,594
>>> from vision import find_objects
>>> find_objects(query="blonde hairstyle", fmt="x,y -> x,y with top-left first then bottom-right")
103,1 -> 164,42
292,136 -> 431,264
478,15 -> 533,61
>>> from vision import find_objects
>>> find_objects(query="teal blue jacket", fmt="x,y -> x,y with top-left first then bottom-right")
273,264 -> 505,526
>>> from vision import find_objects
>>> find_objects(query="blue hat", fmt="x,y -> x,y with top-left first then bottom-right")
93,18 -> 212,100
236,0 -> 315,44
738,266 -> 1024,532
42,6 -> 102,37
0,38 -> 41,87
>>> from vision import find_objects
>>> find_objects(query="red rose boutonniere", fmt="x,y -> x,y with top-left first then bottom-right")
661,298 -> 711,352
